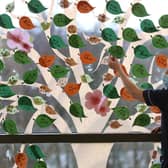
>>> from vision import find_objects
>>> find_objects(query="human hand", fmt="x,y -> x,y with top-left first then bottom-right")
108,56 -> 121,72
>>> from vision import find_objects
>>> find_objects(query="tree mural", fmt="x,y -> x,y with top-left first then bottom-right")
0,0 -> 167,167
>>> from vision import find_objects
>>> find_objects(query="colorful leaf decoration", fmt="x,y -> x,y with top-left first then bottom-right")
26,145 -> 45,160
35,114 -> 55,128
39,55 -> 55,67
150,106 -> 161,114
53,13 -> 72,27
49,65 -> 69,79
79,51 -> 97,64
155,54 -> 168,69
0,59 -> 5,72
159,15 -> 168,28
23,68 -> 38,84
133,113 -> 151,127
136,104 -> 148,113
140,19 -> 158,33
122,27 -> 140,42
101,27 -> 119,42
110,120 -> 122,129
15,153 -> 28,168
151,163 -> 161,168
19,16 -> 35,30
131,64 -> 149,78
0,84 -> 15,98
120,87 -> 135,101
68,34 -> 85,48
49,35 -> 67,49
14,50 -> 32,64
3,118 -> 18,135
33,96 -> 45,105
45,105 -> 57,115
18,96 -> 36,112
108,45 -> 125,58
81,74 -> 94,83
63,83 -> 81,96
139,82 -> 153,90
152,35 -> 168,48
76,1 -> 95,13
0,14 -> 15,29
27,0 -> 47,13
113,106 -> 130,120
131,3 -> 149,17
34,161 -> 47,168
134,45 -> 153,59
103,84 -> 120,99
106,0 -> 124,15
41,22 -> 50,31
69,102 -> 86,121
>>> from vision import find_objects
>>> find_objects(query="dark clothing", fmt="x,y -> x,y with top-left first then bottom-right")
143,89 -> 168,168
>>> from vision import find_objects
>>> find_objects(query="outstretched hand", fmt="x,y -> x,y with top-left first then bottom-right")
108,56 -> 121,72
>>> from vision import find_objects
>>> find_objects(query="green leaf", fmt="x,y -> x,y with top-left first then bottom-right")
122,27 -> 140,42
159,15 -> 168,28
41,22 -> 50,30
0,59 -> 5,72
23,68 -> 38,84
103,84 -> 120,99
81,74 -> 93,83
26,145 -> 45,160
151,163 -> 161,168
49,35 -> 67,49
131,64 -> 149,78
108,45 -> 125,58
3,118 -> 18,135
113,106 -> 130,120
136,104 -> 148,113
49,65 -> 69,79
152,35 -> 168,49
35,114 -> 55,128
101,28 -> 119,42
0,14 -> 15,29
133,113 -> 151,127
134,45 -> 153,59
131,3 -> 149,17
33,96 -> 45,105
69,103 -> 86,121
140,19 -> 158,33
14,50 -> 32,64
34,161 -> 47,168
18,96 -> 36,112
106,0 -> 124,15
53,13 -> 72,27
0,84 -> 15,98
68,34 -> 85,48
139,82 -> 153,90
28,0 -> 47,13
6,1 -> 15,13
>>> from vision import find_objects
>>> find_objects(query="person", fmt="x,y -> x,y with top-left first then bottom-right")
108,56 -> 168,168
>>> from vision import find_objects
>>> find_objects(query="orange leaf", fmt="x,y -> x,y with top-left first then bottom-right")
63,83 -> 81,96
45,105 -> 57,115
19,16 -> 35,30
39,55 -> 55,67
110,120 -> 122,129
120,87 -> 135,101
87,36 -> 101,45
150,106 -> 161,113
39,85 -> 52,93
60,0 -> 71,8
79,51 -> 97,64
155,54 -> 168,69
67,25 -> 77,34
114,64 -> 129,76
15,152 -> 28,168
65,57 -> 77,66
77,1 -> 95,13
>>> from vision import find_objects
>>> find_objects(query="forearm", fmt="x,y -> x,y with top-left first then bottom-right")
118,67 -> 145,102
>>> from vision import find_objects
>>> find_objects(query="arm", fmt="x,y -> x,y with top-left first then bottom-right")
108,56 -> 145,102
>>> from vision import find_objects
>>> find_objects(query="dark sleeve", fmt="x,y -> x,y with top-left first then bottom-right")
143,88 -> 168,110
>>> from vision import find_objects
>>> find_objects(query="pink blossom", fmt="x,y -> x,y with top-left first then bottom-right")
85,90 -> 110,116
7,28 -> 33,52
85,90 -> 102,109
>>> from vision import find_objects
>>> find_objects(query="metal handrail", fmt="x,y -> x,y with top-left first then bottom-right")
0,133 -> 161,143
